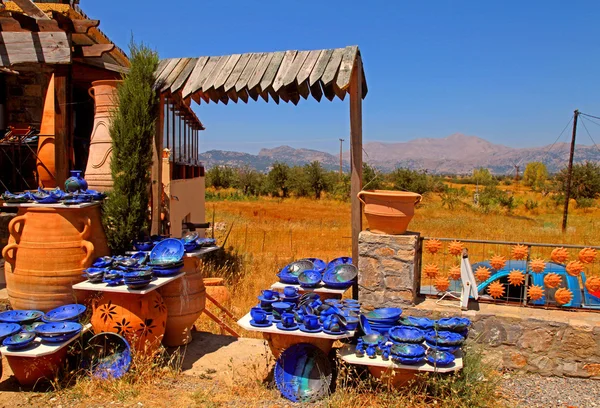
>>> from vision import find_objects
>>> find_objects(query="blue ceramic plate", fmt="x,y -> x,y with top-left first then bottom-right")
390,342 -> 426,358
84,333 -> 132,379
133,241 -> 153,252
92,257 -> 113,268
35,321 -> 82,337
152,266 -> 183,277
436,317 -> 471,332
181,231 -> 199,244
363,307 -> 403,322
300,258 -> 327,273
361,333 -> 386,345
131,252 -> 149,264
393,355 -> 425,365
326,257 -> 352,270
276,322 -> 299,331
323,264 -> 358,284
360,315 -> 374,335
3,331 -> 36,349
125,281 -> 152,290
298,270 -> 322,288
277,272 -> 299,285
0,323 -> 21,340
182,240 -> 198,253
123,270 -> 154,280
388,326 -> 425,343
424,330 -> 464,346
0,310 -> 44,324
149,238 -> 184,264
322,328 -> 346,336
426,349 -> 455,367
196,238 -> 216,247
298,324 -> 322,333
426,343 -> 461,354
20,322 -> 44,333
274,343 -> 332,403
250,319 -> 272,328
39,329 -> 81,343
282,260 -> 315,277
44,304 -> 86,323
400,316 -> 435,330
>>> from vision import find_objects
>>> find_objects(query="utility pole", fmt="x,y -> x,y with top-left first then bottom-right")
339,138 -> 345,177
562,109 -> 579,232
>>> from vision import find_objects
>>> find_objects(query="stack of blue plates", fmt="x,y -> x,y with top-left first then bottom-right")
390,343 -> 426,365
43,304 -> 86,323
123,270 -> 154,290
388,326 -> 425,344
0,323 -> 21,342
362,308 -> 402,335
35,322 -> 83,343
103,271 -> 123,286
0,310 -> 43,325
322,264 -> 357,289
399,316 -> 435,330
425,330 -> 464,354
2,332 -> 36,350
83,267 -> 106,283
149,261 -> 184,277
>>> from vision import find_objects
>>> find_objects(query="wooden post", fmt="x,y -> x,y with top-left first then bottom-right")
151,94 -> 164,235
349,56 -> 363,299
339,138 -> 345,178
54,65 -> 71,188
562,109 -> 578,232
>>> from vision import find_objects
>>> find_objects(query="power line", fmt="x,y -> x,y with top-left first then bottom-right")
579,112 -> 600,121
579,114 -> 600,128
540,114 -> 574,163
579,116 -> 600,156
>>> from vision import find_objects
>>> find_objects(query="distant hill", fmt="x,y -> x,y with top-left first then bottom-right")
199,133 -> 600,174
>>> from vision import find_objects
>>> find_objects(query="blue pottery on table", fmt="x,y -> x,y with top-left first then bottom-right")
436,317 -> 471,333
298,270 -> 322,288
20,322 -> 44,333
390,343 -> 425,358
3,332 -> 36,350
322,264 -> 358,289
250,307 -> 271,327
426,349 -> 456,367
181,231 -> 199,244
400,316 -> 435,330
427,344 -> 461,354
274,343 -> 333,403
363,307 -> 403,322
43,304 -> 86,323
276,312 -> 298,331
149,238 -> 184,265
424,330 -> 464,347
0,323 -> 21,341
388,326 -> 425,344
326,257 -> 352,270
0,310 -> 44,325
93,256 -> 113,268
181,239 -> 198,253
84,333 -> 132,379
64,170 -> 88,193
133,240 -> 154,252
393,355 -> 425,365
283,286 -> 299,298
271,302 -> 293,321
35,322 -> 82,343
84,267 -> 106,283
300,258 -> 327,273
196,237 -> 216,247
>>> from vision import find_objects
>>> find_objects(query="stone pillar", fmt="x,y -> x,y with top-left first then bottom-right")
358,230 -> 420,310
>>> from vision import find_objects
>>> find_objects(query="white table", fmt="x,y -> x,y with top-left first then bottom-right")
0,323 -> 92,357
126,245 -> 220,258
2,201 -> 100,209
270,282 -> 349,296
339,344 -> 463,373
73,272 -> 185,295
237,312 -> 354,340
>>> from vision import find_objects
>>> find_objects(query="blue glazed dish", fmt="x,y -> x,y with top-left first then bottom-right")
43,304 -> 86,323
361,333 -> 386,346
181,231 -> 199,244
35,321 -> 82,337
393,355 -> 425,365
364,307 -> 403,322
131,252 -> 149,264
196,238 -> 216,247
388,326 -> 425,343
92,256 -> 113,268
152,265 -> 183,277
391,343 -> 425,358
277,271 -> 299,285
3,331 -> 36,349
298,270 -> 322,288
84,333 -> 132,379
400,316 -> 435,330
274,343 -> 332,403
424,330 -> 465,347
39,329 -> 82,343
281,260 -> 315,277
20,322 -> 44,333
436,317 -> 471,332
300,258 -> 327,273
426,343 -> 461,354
149,238 -> 184,264
326,257 -> 352,270
426,349 -> 456,367
182,239 -> 198,253
323,264 -> 358,287
0,323 -> 21,341
83,267 -> 106,283
0,310 -> 44,324
133,240 -> 154,252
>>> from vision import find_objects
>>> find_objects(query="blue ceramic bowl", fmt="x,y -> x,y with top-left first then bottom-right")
277,272 -> 299,285
182,240 -> 198,253
363,307 -> 403,322
424,330 -> 465,347
361,333 -> 386,345
389,326 -> 425,343
84,333 -> 132,379
32,191 -> 60,204
181,231 -> 199,244
426,343 -> 461,354
400,316 -> 435,330
274,343 -> 332,403
152,266 -> 183,277
436,317 -> 471,333
151,235 -> 168,244
20,322 -> 44,333
426,349 -> 456,367
0,310 -> 44,325
281,260 -> 315,277
43,304 -> 86,323
393,355 -> 425,365
84,268 -> 106,283
92,256 -> 113,268
298,270 -> 322,288
196,238 -> 217,247
323,264 -> 357,287
35,321 -> 82,337
390,342 -> 426,358
149,238 -> 184,265
326,257 -> 352,270
3,331 -> 36,349
39,329 -> 82,343
272,302 -> 293,316
131,252 -> 149,265
122,270 -> 154,280
133,240 -> 153,252
125,280 -> 152,290
0,323 -> 21,341
300,258 -> 327,273
345,316 -> 359,331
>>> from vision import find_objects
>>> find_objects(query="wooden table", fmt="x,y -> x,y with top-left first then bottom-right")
0,323 -> 92,357
72,272 -> 185,295
238,312 -> 355,357
270,282 -> 349,300
126,245 -> 220,258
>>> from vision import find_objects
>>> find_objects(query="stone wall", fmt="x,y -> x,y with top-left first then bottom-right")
5,67 -> 49,127
358,230 -> 420,309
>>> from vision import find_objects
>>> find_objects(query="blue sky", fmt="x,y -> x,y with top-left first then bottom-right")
85,0 -> 600,154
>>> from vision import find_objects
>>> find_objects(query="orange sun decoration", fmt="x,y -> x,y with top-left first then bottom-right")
425,239 -> 443,255
585,276 -> 600,293
448,241 -> 464,256
448,265 -> 462,281
434,277 -> 450,293
550,247 -> 569,264
475,266 -> 491,282
507,269 -> 526,286
543,273 -> 562,289
490,255 -> 507,271
529,258 -> 546,273
554,288 -> 573,306
423,264 -> 439,279
511,244 -> 529,260
527,285 -> 544,301
578,248 -> 597,264
487,281 -> 505,299
566,260 -> 585,277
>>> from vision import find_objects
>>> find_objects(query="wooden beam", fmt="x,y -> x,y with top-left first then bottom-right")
0,17 -> 25,31
73,57 -> 128,74
171,57 -> 197,93
349,55 -> 363,299
0,31 -> 71,66
234,52 -> 262,92
11,0 -> 49,20
72,19 -> 100,34
309,49 -> 333,86
321,48 -> 344,87
73,43 -> 114,58
161,57 -> 190,92
272,50 -> 296,92
336,46 -> 358,91
181,55 -> 210,98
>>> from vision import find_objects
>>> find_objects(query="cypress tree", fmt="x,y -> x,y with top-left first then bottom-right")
102,40 -> 159,253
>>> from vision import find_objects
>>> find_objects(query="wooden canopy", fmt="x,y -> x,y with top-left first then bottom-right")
154,46 -> 367,105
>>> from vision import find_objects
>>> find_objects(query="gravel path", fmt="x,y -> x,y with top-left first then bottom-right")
501,373 -> 600,408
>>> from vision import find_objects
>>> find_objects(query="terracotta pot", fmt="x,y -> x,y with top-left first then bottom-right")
6,347 -> 68,386
84,80 -> 121,192
91,291 -> 167,355
357,190 -> 422,235
159,257 -> 206,347
37,73 -> 57,188
2,206 -> 109,311
368,366 -> 419,388
204,277 -> 230,310
262,332 -> 333,358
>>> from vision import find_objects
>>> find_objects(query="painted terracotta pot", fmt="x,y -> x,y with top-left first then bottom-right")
84,80 -> 121,192
2,206 -> 109,311
357,190 -> 422,235
91,291 -> 167,355
37,73 -> 57,188
6,347 -> 68,386
159,257 -> 206,347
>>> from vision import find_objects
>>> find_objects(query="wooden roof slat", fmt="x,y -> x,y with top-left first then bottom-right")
272,50 -> 297,92
309,49 -> 333,86
266,88 -> 280,104
154,58 -> 180,90
234,52 -> 262,92
321,80 -> 336,101
171,57 -> 198,93
246,52 -> 272,90
211,53 -> 241,91
223,53 -> 252,92
297,81 -> 310,99
0,17 -> 26,32
335,45 -> 358,91
296,49 -> 322,85
203,55 -> 232,92
0,31 -> 70,66
155,58 -> 170,79
11,0 -> 49,20
161,58 -> 190,92
73,44 -> 114,58
309,81 -> 323,102
282,50 -> 309,87
190,55 -> 224,97
259,51 -> 285,92
181,56 -> 209,98
321,48 -> 344,87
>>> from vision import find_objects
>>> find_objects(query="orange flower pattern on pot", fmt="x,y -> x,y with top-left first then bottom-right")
507,269 -> 525,286
550,247 -> 569,264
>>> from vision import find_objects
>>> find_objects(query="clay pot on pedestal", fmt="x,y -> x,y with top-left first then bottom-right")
84,80 -> 121,192
357,190 -> 422,235
2,206 -> 109,311
159,257 -> 206,347
91,291 -> 167,355
37,73 -> 57,188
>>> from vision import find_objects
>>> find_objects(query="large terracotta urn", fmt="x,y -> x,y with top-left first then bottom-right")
37,73 -> 57,188
2,205 -> 109,311
6,348 -> 69,386
204,277 -> 230,311
159,257 -> 206,347
91,291 -> 167,355
84,80 -> 121,192
357,190 -> 422,235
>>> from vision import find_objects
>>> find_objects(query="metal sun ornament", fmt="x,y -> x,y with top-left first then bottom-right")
490,255 -> 506,270
550,247 -> 569,264
425,239 -> 443,255
527,285 -> 544,301
511,244 -> 529,260
448,241 -> 464,256
578,248 -> 597,264
423,264 -> 439,279
585,276 -> 600,293
529,258 -> 546,273
448,265 -> 462,281
434,276 -> 450,293
474,266 -> 491,282
507,269 -> 526,286
487,281 -> 505,299
565,260 -> 585,277
543,273 -> 562,289
554,288 -> 573,306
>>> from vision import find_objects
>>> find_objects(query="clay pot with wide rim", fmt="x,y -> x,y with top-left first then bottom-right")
357,190 -> 422,235
2,206 -> 109,311
158,257 -> 206,347
84,80 -> 121,192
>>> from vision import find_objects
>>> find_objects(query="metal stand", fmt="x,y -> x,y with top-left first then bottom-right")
436,249 -> 479,310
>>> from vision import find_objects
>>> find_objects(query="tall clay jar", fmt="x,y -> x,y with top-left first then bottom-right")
84,80 -> 121,192
37,73 -> 57,188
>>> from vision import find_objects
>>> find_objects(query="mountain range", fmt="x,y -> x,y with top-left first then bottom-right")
198,133 -> 600,174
